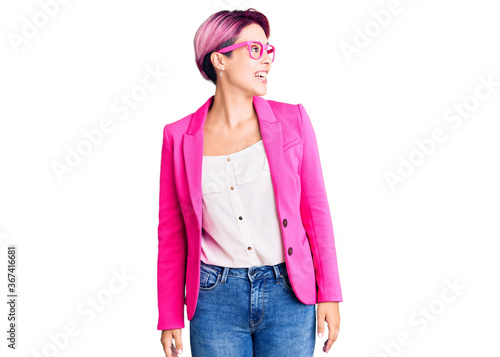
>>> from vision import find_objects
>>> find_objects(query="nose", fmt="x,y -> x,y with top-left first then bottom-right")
261,50 -> 272,64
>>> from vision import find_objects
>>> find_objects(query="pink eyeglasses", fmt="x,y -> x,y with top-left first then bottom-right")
213,41 -> 275,62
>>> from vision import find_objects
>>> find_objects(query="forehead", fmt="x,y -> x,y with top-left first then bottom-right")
236,23 -> 269,45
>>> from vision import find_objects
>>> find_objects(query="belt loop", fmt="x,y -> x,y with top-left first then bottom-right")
221,266 -> 229,284
272,264 -> 281,284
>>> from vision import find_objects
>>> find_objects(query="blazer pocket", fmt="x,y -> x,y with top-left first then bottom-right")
301,233 -> 308,245
283,138 -> 299,152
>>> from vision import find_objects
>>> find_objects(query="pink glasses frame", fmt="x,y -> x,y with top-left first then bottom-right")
213,41 -> 275,62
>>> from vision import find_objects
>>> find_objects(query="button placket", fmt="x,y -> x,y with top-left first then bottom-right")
227,154 -> 260,266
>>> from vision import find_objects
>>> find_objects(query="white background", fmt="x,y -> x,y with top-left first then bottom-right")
1,0 -> 499,356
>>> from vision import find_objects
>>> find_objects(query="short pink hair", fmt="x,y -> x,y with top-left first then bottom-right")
193,8 -> 271,84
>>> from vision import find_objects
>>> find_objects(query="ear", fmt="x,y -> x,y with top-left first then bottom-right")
210,52 -> 224,67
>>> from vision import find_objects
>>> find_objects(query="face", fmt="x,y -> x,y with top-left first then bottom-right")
211,23 -> 273,96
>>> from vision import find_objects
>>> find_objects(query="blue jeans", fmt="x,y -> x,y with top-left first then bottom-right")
189,260 -> 316,356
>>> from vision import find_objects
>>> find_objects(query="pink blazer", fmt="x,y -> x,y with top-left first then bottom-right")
157,95 -> 342,330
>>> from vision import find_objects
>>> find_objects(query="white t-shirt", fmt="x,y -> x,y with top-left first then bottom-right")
201,139 -> 285,268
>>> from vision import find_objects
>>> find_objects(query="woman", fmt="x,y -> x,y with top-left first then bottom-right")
157,8 -> 342,357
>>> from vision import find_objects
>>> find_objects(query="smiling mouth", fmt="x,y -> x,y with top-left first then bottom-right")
255,71 -> 268,82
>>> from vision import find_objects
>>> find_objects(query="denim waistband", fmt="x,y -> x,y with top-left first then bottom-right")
200,260 -> 288,281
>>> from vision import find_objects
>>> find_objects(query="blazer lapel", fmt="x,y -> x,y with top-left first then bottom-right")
183,95 -> 283,238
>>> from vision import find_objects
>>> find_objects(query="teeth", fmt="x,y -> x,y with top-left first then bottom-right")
255,72 -> 267,79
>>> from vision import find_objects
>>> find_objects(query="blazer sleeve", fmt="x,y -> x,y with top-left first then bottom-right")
157,124 -> 188,330
297,103 -> 343,303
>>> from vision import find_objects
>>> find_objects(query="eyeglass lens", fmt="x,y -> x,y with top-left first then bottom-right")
250,42 -> 274,61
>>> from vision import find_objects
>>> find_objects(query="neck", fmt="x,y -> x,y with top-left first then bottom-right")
207,87 -> 256,130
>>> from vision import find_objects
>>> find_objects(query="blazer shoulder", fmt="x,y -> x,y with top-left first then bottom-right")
266,98 -> 300,112
163,112 -> 193,141
267,100 -> 302,128
266,98 -> 303,126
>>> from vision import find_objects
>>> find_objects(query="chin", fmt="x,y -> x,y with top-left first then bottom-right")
254,86 -> 267,96
241,83 -> 267,97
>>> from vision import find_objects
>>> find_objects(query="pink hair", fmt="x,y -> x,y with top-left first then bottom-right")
193,8 -> 271,84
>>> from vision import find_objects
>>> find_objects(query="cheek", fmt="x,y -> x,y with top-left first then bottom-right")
233,67 -> 257,84
227,59 -> 259,84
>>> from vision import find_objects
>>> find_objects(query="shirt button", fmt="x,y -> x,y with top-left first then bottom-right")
288,247 -> 293,255
227,157 -> 231,161
283,218 -> 288,227
239,216 -> 243,220
247,247 -> 252,250
230,186 -> 234,190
